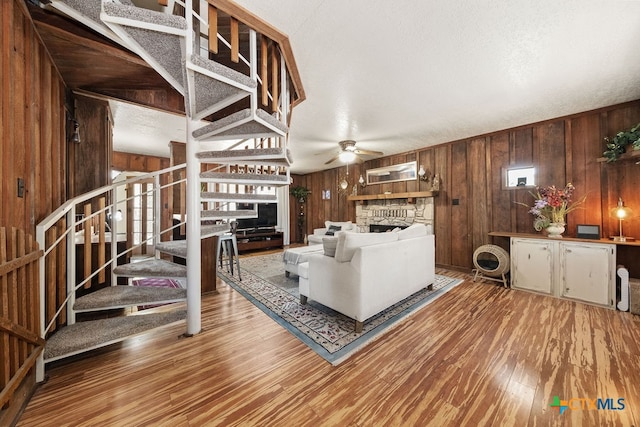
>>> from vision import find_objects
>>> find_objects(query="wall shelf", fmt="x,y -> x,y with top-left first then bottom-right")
347,191 -> 438,203
597,148 -> 640,163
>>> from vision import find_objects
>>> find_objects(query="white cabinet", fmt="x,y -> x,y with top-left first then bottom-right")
511,238 -> 554,294
510,237 -> 616,308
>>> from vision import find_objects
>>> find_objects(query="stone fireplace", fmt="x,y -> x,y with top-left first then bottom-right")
354,195 -> 434,233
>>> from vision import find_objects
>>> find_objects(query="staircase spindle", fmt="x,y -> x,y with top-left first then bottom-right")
261,37 -> 268,106
98,198 -> 106,284
230,17 -> 239,63
83,204 -> 92,289
208,5 -> 218,54
271,48 -> 279,112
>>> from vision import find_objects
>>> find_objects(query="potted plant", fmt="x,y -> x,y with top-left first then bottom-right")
290,186 -> 310,203
602,122 -> 640,162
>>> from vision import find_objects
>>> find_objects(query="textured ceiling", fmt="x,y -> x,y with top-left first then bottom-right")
114,0 -> 640,174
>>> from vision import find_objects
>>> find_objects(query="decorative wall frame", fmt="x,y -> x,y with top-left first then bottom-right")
366,161 -> 417,185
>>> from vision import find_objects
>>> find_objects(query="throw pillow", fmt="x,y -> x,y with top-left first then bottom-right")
325,220 -> 353,231
322,236 -> 339,257
334,231 -> 399,262
398,223 -> 427,240
325,225 -> 342,236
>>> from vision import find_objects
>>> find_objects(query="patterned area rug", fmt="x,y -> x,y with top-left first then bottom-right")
218,252 -> 463,365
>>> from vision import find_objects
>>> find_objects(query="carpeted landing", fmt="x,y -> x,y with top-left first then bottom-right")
218,252 -> 463,365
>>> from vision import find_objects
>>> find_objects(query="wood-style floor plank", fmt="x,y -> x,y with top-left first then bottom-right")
16,264 -> 640,426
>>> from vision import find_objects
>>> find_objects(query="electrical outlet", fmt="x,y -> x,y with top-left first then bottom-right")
17,178 -> 25,198
452,198 -> 460,205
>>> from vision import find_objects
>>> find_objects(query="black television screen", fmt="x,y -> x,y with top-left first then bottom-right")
257,203 -> 278,227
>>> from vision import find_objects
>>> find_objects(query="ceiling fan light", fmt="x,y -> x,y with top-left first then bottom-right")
339,151 -> 356,163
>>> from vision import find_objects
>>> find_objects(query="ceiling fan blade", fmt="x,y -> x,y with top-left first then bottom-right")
353,148 -> 384,156
324,154 -> 340,165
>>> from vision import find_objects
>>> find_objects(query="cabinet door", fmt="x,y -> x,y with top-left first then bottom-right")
561,242 -> 613,306
511,238 -> 554,294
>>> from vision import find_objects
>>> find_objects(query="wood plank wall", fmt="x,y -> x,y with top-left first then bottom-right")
69,95 -> 112,198
293,100 -> 640,275
0,1 -> 66,423
0,0 -> 67,234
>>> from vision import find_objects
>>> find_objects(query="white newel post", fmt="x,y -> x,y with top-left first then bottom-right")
185,0 -> 201,336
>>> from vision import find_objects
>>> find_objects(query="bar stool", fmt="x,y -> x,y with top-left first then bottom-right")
216,221 -> 241,280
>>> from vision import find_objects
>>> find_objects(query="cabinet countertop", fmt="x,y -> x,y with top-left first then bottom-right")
488,231 -> 640,246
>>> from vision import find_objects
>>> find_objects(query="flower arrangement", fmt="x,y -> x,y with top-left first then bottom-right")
524,183 -> 585,231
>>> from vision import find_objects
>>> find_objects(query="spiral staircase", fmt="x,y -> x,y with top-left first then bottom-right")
35,0 -> 300,378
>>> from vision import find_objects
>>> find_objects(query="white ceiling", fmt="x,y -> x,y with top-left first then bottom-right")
113,0 -> 640,174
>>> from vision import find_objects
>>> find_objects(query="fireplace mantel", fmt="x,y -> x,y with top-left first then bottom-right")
347,190 -> 438,203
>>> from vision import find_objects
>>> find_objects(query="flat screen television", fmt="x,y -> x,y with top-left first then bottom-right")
235,203 -> 278,230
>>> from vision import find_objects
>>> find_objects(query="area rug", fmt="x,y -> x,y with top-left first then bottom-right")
217,252 -> 464,365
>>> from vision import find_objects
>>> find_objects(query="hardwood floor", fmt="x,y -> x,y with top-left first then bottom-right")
17,258 -> 640,426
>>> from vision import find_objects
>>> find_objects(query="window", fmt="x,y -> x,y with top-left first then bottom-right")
505,166 -> 536,189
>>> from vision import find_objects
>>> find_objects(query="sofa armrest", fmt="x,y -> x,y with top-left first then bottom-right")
313,228 -> 328,236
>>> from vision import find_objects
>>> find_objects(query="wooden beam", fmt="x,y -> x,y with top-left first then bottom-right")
208,5 -> 218,54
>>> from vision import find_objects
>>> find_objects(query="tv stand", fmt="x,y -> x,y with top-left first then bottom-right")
236,228 -> 283,252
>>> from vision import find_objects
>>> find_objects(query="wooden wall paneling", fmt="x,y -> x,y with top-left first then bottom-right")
24,23 -> 35,231
601,105 -> 640,240
488,134 -> 511,235
449,141 -> 470,268
72,95 -> 111,197
15,3 -> 27,230
534,121 -> 566,186
567,114 -> 602,229
3,4 -> 18,228
0,1 -> 4,228
469,137 -> 489,254
433,145 -> 450,266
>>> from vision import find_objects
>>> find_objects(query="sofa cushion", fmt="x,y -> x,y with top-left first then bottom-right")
398,223 -> 428,240
322,236 -> 339,257
325,220 -> 354,231
334,231 -> 399,262
325,225 -> 342,235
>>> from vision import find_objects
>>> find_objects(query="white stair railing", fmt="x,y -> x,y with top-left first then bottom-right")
35,164 -> 187,381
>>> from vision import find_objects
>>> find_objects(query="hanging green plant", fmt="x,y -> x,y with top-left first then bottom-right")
290,186 -> 310,202
602,122 -> 640,162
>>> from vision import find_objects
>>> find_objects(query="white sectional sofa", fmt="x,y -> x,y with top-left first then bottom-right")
299,224 -> 435,331
307,220 -> 358,245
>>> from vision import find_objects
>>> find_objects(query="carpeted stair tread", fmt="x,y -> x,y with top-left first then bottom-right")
74,285 -> 186,312
113,259 -> 187,278
201,223 -> 232,236
201,210 -> 258,219
199,171 -> 289,186
48,0 -> 134,39
200,192 -> 277,203
196,147 -> 292,167
188,54 -> 255,119
102,3 -> 186,93
156,240 -> 187,257
192,108 -> 288,141
44,310 -> 186,362
103,3 -> 187,30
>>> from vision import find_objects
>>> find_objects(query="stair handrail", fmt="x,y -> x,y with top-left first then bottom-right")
35,163 -> 188,380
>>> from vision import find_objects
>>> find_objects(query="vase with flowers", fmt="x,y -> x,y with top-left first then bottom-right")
520,182 -> 585,238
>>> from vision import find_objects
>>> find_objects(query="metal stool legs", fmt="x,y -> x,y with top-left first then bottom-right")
216,233 -> 241,281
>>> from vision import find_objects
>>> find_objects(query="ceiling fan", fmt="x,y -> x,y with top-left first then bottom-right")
324,140 -> 384,165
